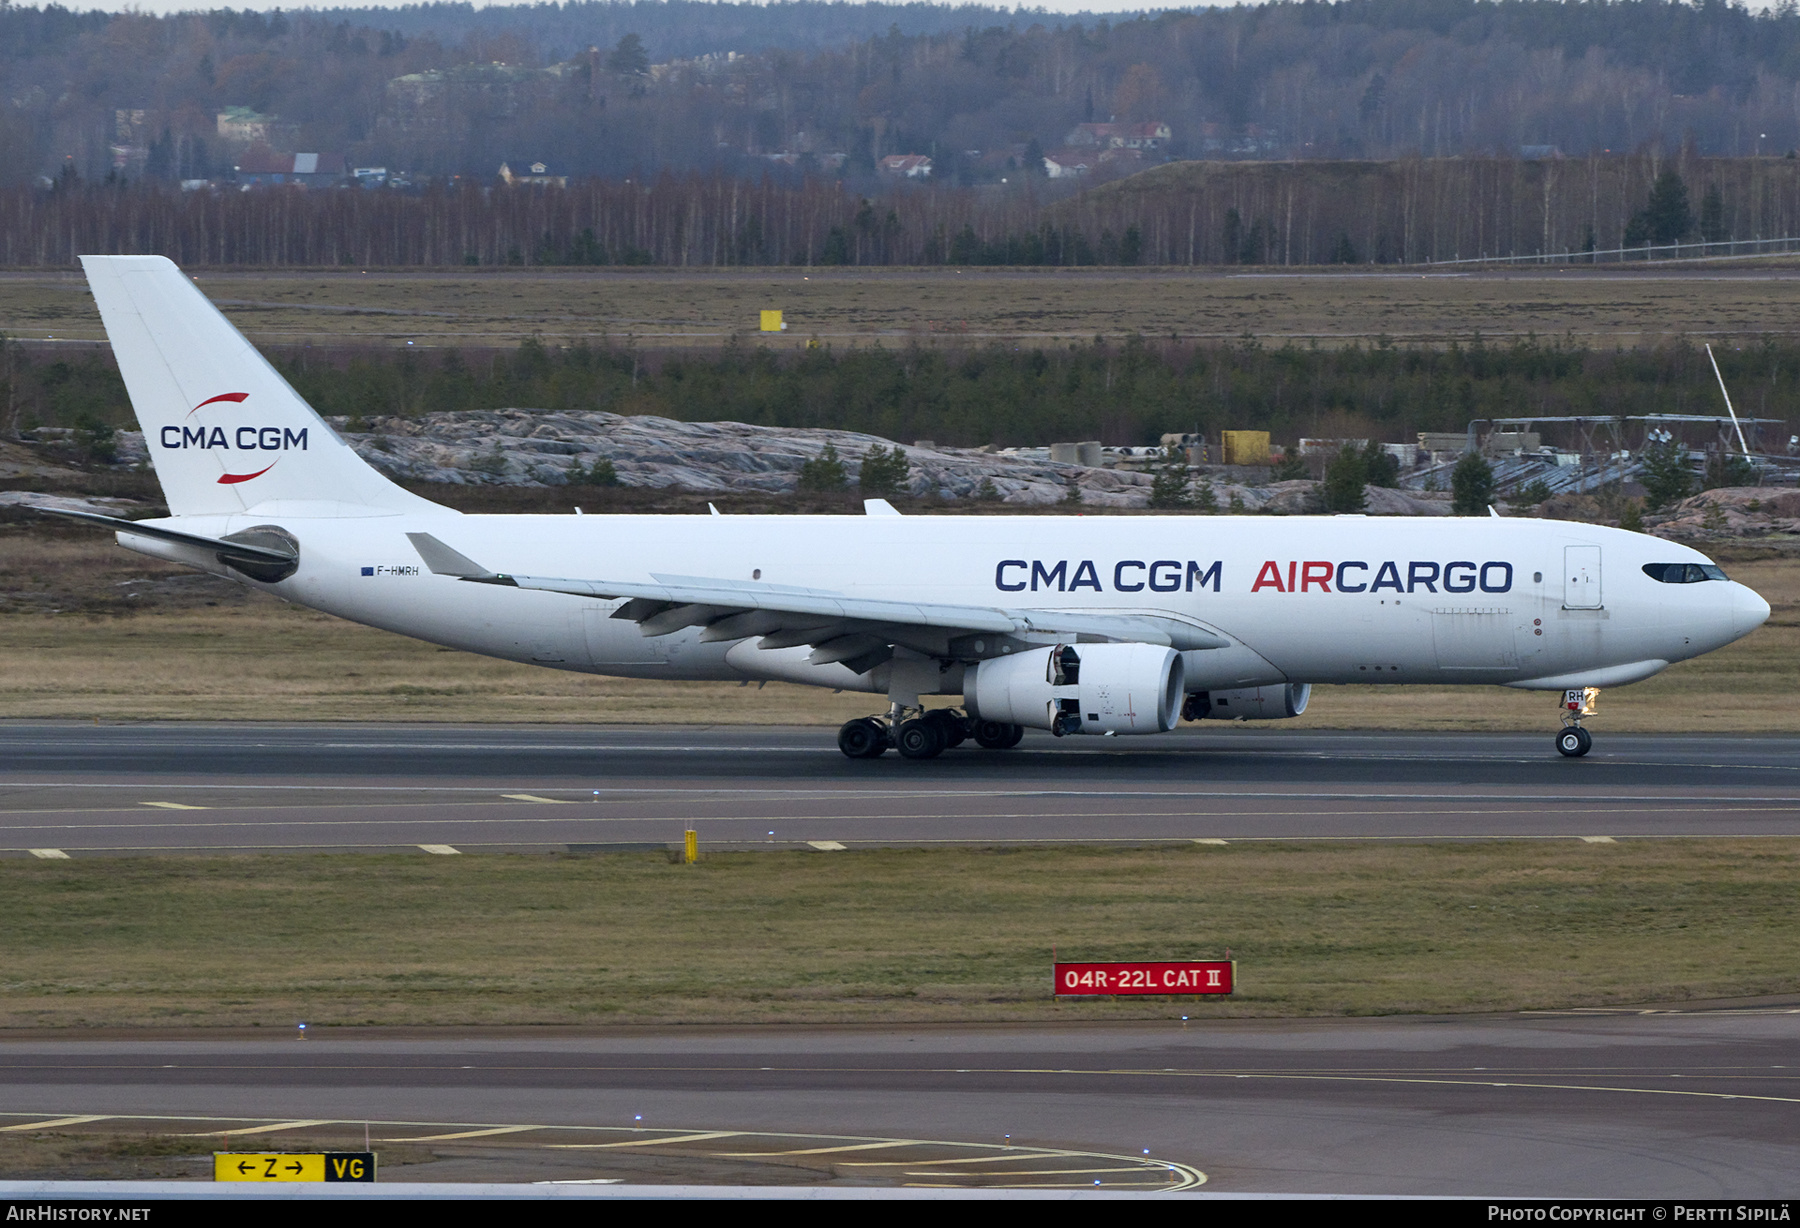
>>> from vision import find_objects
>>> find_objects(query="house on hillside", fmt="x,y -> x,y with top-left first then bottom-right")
384,63 -> 565,135
499,159 -> 567,187
233,149 -> 346,187
1064,121 -> 1172,151
216,107 -> 295,148
1043,151 -> 1092,179
878,154 -> 932,179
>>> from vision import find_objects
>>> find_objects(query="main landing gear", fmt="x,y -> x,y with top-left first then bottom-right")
836,707 -> 1023,760
1556,687 -> 1599,758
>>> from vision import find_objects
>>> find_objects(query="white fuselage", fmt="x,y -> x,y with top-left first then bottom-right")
121,509 -> 1770,699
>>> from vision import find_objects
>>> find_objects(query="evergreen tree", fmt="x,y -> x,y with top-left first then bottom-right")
568,455 -> 618,486
857,443 -> 910,495
1361,439 -> 1400,487
1148,444 -> 1193,509
1627,169 -> 1694,248
1703,449 -> 1756,490
1639,438 -> 1693,509
1511,478 -> 1554,506
1321,444 -> 1368,513
1222,208 -> 1243,264
1120,224 -> 1143,266
798,442 -> 848,491
1450,450 -> 1495,515
607,33 -> 649,75
1699,183 -> 1727,244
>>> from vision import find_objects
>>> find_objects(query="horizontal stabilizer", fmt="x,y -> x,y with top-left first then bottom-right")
39,507 -> 300,583
38,507 -> 294,565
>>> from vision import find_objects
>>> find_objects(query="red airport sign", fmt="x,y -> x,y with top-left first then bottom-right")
1055,960 -> 1234,996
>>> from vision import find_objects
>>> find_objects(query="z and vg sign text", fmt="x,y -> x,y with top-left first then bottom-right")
995,559 -> 1514,594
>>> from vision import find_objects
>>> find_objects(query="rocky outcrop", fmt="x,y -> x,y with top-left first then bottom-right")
333,409 -> 1160,506
323,410 -> 1466,513
1650,486 -> 1800,539
52,412 -> 1456,514
0,491 -> 146,517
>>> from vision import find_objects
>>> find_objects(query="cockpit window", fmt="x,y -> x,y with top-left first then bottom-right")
1643,563 -> 1729,584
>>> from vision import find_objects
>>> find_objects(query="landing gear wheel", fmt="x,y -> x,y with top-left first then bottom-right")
924,709 -> 967,749
837,717 -> 888,759
973,720 -> 1024,749
896,718 -> 946,760
1556,727 -> 1593,758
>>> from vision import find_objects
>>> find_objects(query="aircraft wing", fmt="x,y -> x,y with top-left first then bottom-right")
407,532 -> 1226,672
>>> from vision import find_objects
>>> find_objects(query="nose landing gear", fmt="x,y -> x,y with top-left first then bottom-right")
1556,687 -> 1599,757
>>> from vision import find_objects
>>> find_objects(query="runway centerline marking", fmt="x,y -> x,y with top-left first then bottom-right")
26,849 -> 68,859
501,794 -> 573,804
139,802 -> 208,810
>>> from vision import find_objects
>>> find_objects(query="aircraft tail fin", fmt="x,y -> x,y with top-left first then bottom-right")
80,255 -> 442,519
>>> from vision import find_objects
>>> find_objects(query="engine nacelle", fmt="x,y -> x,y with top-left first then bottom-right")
1183,683 -> 1312,721
965,643 -> 1184,735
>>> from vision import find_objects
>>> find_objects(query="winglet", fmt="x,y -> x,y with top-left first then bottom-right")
864,498 -> 901,517
406,532 -> 515,584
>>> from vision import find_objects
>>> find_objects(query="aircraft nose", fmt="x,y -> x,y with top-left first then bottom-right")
1733,583 -> 1772,639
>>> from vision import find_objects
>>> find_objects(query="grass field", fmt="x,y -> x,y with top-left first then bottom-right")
8,265 -> 1800,351
0,536 -> 1792,729
0,841 -> 1793,1027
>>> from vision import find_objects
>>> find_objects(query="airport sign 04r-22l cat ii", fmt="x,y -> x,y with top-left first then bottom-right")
52,255 -> 1770,760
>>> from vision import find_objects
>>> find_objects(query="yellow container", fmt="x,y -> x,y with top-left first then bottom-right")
1220,430 -> 1272,466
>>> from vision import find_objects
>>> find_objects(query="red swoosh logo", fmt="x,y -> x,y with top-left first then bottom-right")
189,392 -> 249,417
217,462 -> 275,485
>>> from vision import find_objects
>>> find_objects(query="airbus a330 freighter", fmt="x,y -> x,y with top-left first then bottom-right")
53,256 -> 1771,759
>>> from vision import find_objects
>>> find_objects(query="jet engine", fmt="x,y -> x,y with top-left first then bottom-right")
965,642 -> 1184,736
1182,683 -> 1312,721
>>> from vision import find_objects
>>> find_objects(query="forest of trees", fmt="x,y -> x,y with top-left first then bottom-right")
1,152 -> 1790,268
12,1 -> 1800,185
7,332 -> 1797,455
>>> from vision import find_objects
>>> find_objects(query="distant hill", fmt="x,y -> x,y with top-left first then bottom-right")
292,2 -> 1142,60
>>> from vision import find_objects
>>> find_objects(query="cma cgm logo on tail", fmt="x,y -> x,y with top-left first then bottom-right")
157,393 -> 307,485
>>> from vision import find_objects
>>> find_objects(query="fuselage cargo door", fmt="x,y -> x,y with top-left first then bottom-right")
1563,545 -> 1602,610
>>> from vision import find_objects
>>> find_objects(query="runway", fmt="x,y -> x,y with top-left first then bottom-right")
1,1007 -> 1797,1194
1,723 -> 1795,1195
0,723 -> 1797,854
